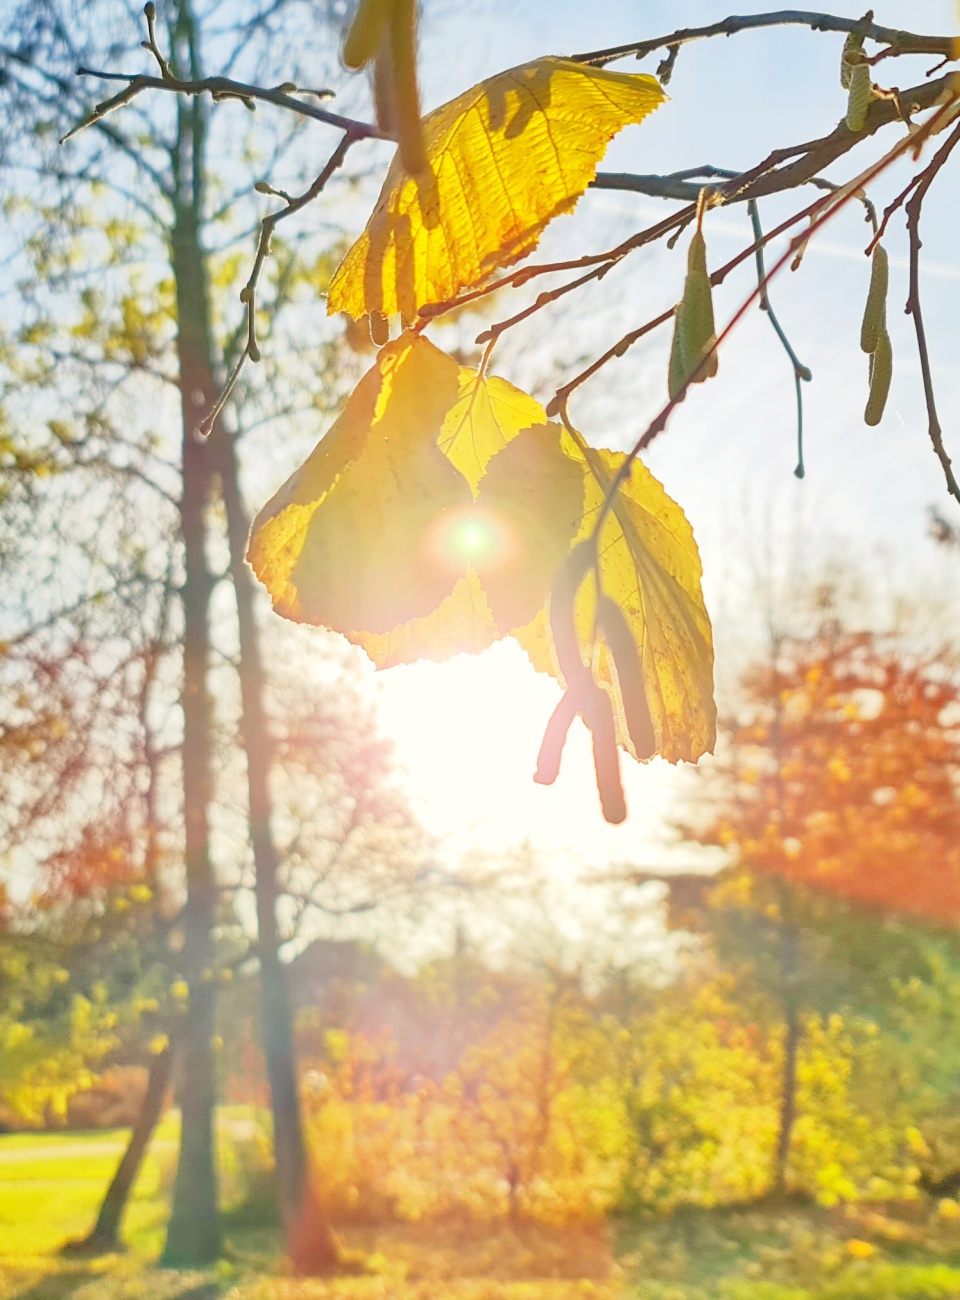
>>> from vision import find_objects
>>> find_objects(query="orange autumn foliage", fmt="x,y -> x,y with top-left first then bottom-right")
699,628 -> 960,924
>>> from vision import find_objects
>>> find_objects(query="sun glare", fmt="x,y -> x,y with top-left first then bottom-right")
421,504 -> 519,575
374,638 -> 685,866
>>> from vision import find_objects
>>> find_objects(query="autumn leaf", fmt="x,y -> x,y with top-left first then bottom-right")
327,57 -> 665,325
440,367 -> 550,490
503,427 -> 716,764
246,332 -> 471,633
475,424 -> 586,633
353,571 -> 497,669
248,333 -> 714,765
355,359 -> 568,666
246,333 -> 555,664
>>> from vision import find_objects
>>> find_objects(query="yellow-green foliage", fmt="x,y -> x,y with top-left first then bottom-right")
598,980 -> 780,1210
303,1004 -> 632,1226
302,980 -> 922,1224
0,949 -> 118,1124
611,984 -> 921,1211
791,1014 -> 919,1206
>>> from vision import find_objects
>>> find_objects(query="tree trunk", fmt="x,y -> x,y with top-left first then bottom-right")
161,4 -> 221,1265
214,427 -> 340,1272
68,1045 -> 173,1254
773,918 -> 800,1196
152,0 -> 337,1267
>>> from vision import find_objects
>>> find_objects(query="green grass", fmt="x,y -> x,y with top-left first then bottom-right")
615,1202 -> 960,1298
6,1129 -> 960,1297
0,1124 -> 174,1259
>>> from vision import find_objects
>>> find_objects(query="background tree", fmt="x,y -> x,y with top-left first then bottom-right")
668,585 -> 960,1195
0,0 -> 407,1267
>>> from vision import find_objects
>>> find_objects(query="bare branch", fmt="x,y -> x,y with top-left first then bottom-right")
746,198 -> 812,479
594,73 -> 955,211
61,66 -> 381,145
572,11 -> 958,69
198,135 -> 353,436
904,120 -> 960,505
584,97 -> 960,545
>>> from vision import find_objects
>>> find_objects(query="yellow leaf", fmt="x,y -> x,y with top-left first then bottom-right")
476,424 -> 586,633
440,368 -> 550,491
354,571 -> 497,667
510,431 -> 715,764
328,57 -> 665,324
846,1238 -> 876,1259
248,336 -> 715,768
247,332 -> 472,633
351,360 -> 565,665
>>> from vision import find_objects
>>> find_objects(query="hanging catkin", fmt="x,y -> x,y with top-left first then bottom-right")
668,227 -> 718,400
860,245 -> 888,354
845,60 -> 873,132
840,32 -> 864,89
864,327 -> 893,426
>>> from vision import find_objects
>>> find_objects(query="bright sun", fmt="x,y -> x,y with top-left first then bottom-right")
374,638 -> 686,867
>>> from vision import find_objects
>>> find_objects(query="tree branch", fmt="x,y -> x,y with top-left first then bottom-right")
593,73 -> 956,209
904,120 -> 960,505
198,135 -> 353,436
571,11 -> 958,69
62,67 -> 381,145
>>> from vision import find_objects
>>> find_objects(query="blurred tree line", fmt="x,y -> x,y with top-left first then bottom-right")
7,571 -> 960,1237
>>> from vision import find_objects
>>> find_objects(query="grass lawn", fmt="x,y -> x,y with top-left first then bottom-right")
6,1126 -> 960,1297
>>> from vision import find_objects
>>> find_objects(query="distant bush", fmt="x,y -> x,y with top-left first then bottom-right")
301,977 -> 926,1225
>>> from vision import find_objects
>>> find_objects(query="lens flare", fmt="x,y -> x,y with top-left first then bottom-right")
421,504 -> 519,576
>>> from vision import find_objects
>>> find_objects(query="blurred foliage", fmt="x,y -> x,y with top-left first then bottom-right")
292,961 -> 930,1224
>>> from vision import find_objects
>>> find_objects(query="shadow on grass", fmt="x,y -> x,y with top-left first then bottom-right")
159,1286 -> 223,1300
13,1270 -> 227,1300
13,1273 -> 91,1300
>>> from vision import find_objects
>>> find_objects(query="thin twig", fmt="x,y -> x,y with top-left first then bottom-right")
61,66 -> 380,145
547,310 -> 676,418
579,97 -> 960,545
475,261 -> 621,345
547,191 -> 825,414
199,135 -> 354,436
417,208 -> 693,324
904,120 -> 960,505
747,199 -> 812,479
142,2 -> 174,81
571,10 -> 957,69
870,172 -> 923,250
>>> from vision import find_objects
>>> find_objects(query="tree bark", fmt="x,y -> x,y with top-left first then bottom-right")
214,427 -> 340,1272
161,1 -> 221,1267
68,1045 -> 174,1254
773,917 -> 800,1196
155,0 -> 338,1259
